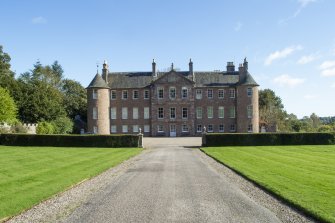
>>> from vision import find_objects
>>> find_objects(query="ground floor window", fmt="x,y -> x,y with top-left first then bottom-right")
182,125 -> 189,132
111,125 -> 117,133
133,125 -> 139,133
197,124 -> 202,132
230,124 -> 236,132
208,124 -> 213,132
248,124 -> 253,132
93,126 -> 98,134
219,124 -> 224,132
122,125 -> 128,133
158,125 -> 164,132
144,125 -> 150,133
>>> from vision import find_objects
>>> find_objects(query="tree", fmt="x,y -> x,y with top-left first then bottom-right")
0,87 -> 17,124
17,62 -> 66,123
310,113 -> 321,129
0,45 -> 19,97
51,116 -> 73,134
61,79 -> 87,120
259,89 -> 287,132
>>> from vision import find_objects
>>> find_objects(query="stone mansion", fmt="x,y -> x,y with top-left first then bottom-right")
87,58 -> 259,136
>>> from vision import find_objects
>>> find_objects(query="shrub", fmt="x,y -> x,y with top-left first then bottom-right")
203,132 -> 335,147
36,121 -> 55,134
51,116 -> 73,134
0,134 -> 140,147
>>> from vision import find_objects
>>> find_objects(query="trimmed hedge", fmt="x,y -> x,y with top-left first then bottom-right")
203,132 -> 335,147
0,134 -> 140,148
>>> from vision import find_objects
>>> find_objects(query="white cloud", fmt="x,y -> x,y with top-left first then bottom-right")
298,0 -> 317,7
321,68 -> 335,77
32,16 -> 47,24
319,60 -> 335,70
273,74 -> 305,87
297,54 -> 318,64
279,0 -> 317,24
265,45 -> 303,66
234,22 -> 242,32
304,94 -> 318,100
319,60 -> 335,77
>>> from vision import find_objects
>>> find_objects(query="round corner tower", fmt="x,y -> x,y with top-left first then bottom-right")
236,59 -> 259,133
87,72 -> 110,134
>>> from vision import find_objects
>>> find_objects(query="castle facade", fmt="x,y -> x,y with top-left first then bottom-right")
87,59 -> 259,136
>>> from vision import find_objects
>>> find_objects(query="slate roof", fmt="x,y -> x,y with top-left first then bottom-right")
90,70 -> 259,89
87,73 -> 110,89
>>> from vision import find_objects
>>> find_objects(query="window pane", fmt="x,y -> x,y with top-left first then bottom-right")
133,107 -> 138,119
207,107 -> 213,118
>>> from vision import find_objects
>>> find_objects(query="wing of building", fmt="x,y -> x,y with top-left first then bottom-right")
87,58 -> 259,136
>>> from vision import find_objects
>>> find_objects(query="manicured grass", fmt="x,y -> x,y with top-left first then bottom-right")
0,146 -> 142,220
202,146 -> 335,223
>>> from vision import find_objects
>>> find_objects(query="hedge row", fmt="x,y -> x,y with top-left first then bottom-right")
0,134 -> 140,148
203,132 -> 335,147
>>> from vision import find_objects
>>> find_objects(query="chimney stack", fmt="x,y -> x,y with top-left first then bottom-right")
226,62 -> 235,72
102,60 -> 109,83
189,58 -> 194,81
152,59 -> 157,78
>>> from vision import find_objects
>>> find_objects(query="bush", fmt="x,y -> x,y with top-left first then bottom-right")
51,116 -> 73,134
203,132 -> 335,147
36,121 -> 55,134
10,122 -> 27,134
0,134 -> 140,148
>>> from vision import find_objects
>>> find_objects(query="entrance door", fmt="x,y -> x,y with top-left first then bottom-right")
170,124 -> 176,137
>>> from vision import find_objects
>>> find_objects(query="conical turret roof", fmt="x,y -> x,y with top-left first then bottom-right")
87,73 -> 110,89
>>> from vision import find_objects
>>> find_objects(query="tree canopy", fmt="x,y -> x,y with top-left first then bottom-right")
0,87 -> 17,124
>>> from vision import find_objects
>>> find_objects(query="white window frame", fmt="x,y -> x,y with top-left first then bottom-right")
248,124 -> 253,132
247,87 -> 253,97
133,125 -> 139,133
158,87 -> 164,99
207,89 -> 213,99
111,125 -> 117,133
111,107 -> 117,120
207,106 -> 213,119
196,107 -> 202,119
122,90 -> 128,100
133,107 -> 139,119
196,89 -> 202,99
92,89 -> 98,99
218,89 -> 224,99
169,87 -> 176,99
170,107 -> 176,119
111,90 -> 116,100
144,90 -> 149,99
122,107 -> 128,119
218,106 -> 224,119
197,125 -> 202,132
229,106 -> 235,118
182,125 -> 189,132
208,124 -> 213,132
144,107 -> 150,119
122,125 -> 128,133
157,125 -> 164,132
182,87 -> 188,99
93,107 -> 98,119
158,107 -> 164,119
133,90 -> 139,99
219,124 -> 224,132
230,124 -> 236,132
144,125 -> 150,133
229,89 -> 235,98
247,105 -> 253,118
182,107 -> 188,119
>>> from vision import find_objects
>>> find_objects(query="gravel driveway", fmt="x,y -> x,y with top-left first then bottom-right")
7,137 -> 314,223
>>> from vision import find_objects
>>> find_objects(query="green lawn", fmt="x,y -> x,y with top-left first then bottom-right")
202,146 -> 335,223
0,146 -> 142,221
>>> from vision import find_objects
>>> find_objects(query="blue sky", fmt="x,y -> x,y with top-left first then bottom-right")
1,0 -> 335,118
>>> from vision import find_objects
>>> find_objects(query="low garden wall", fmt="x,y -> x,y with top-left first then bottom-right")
202,132 -> 335,147
0,134 -> 142,148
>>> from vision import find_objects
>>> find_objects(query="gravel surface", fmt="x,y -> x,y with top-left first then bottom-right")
6,137 -> 315,223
